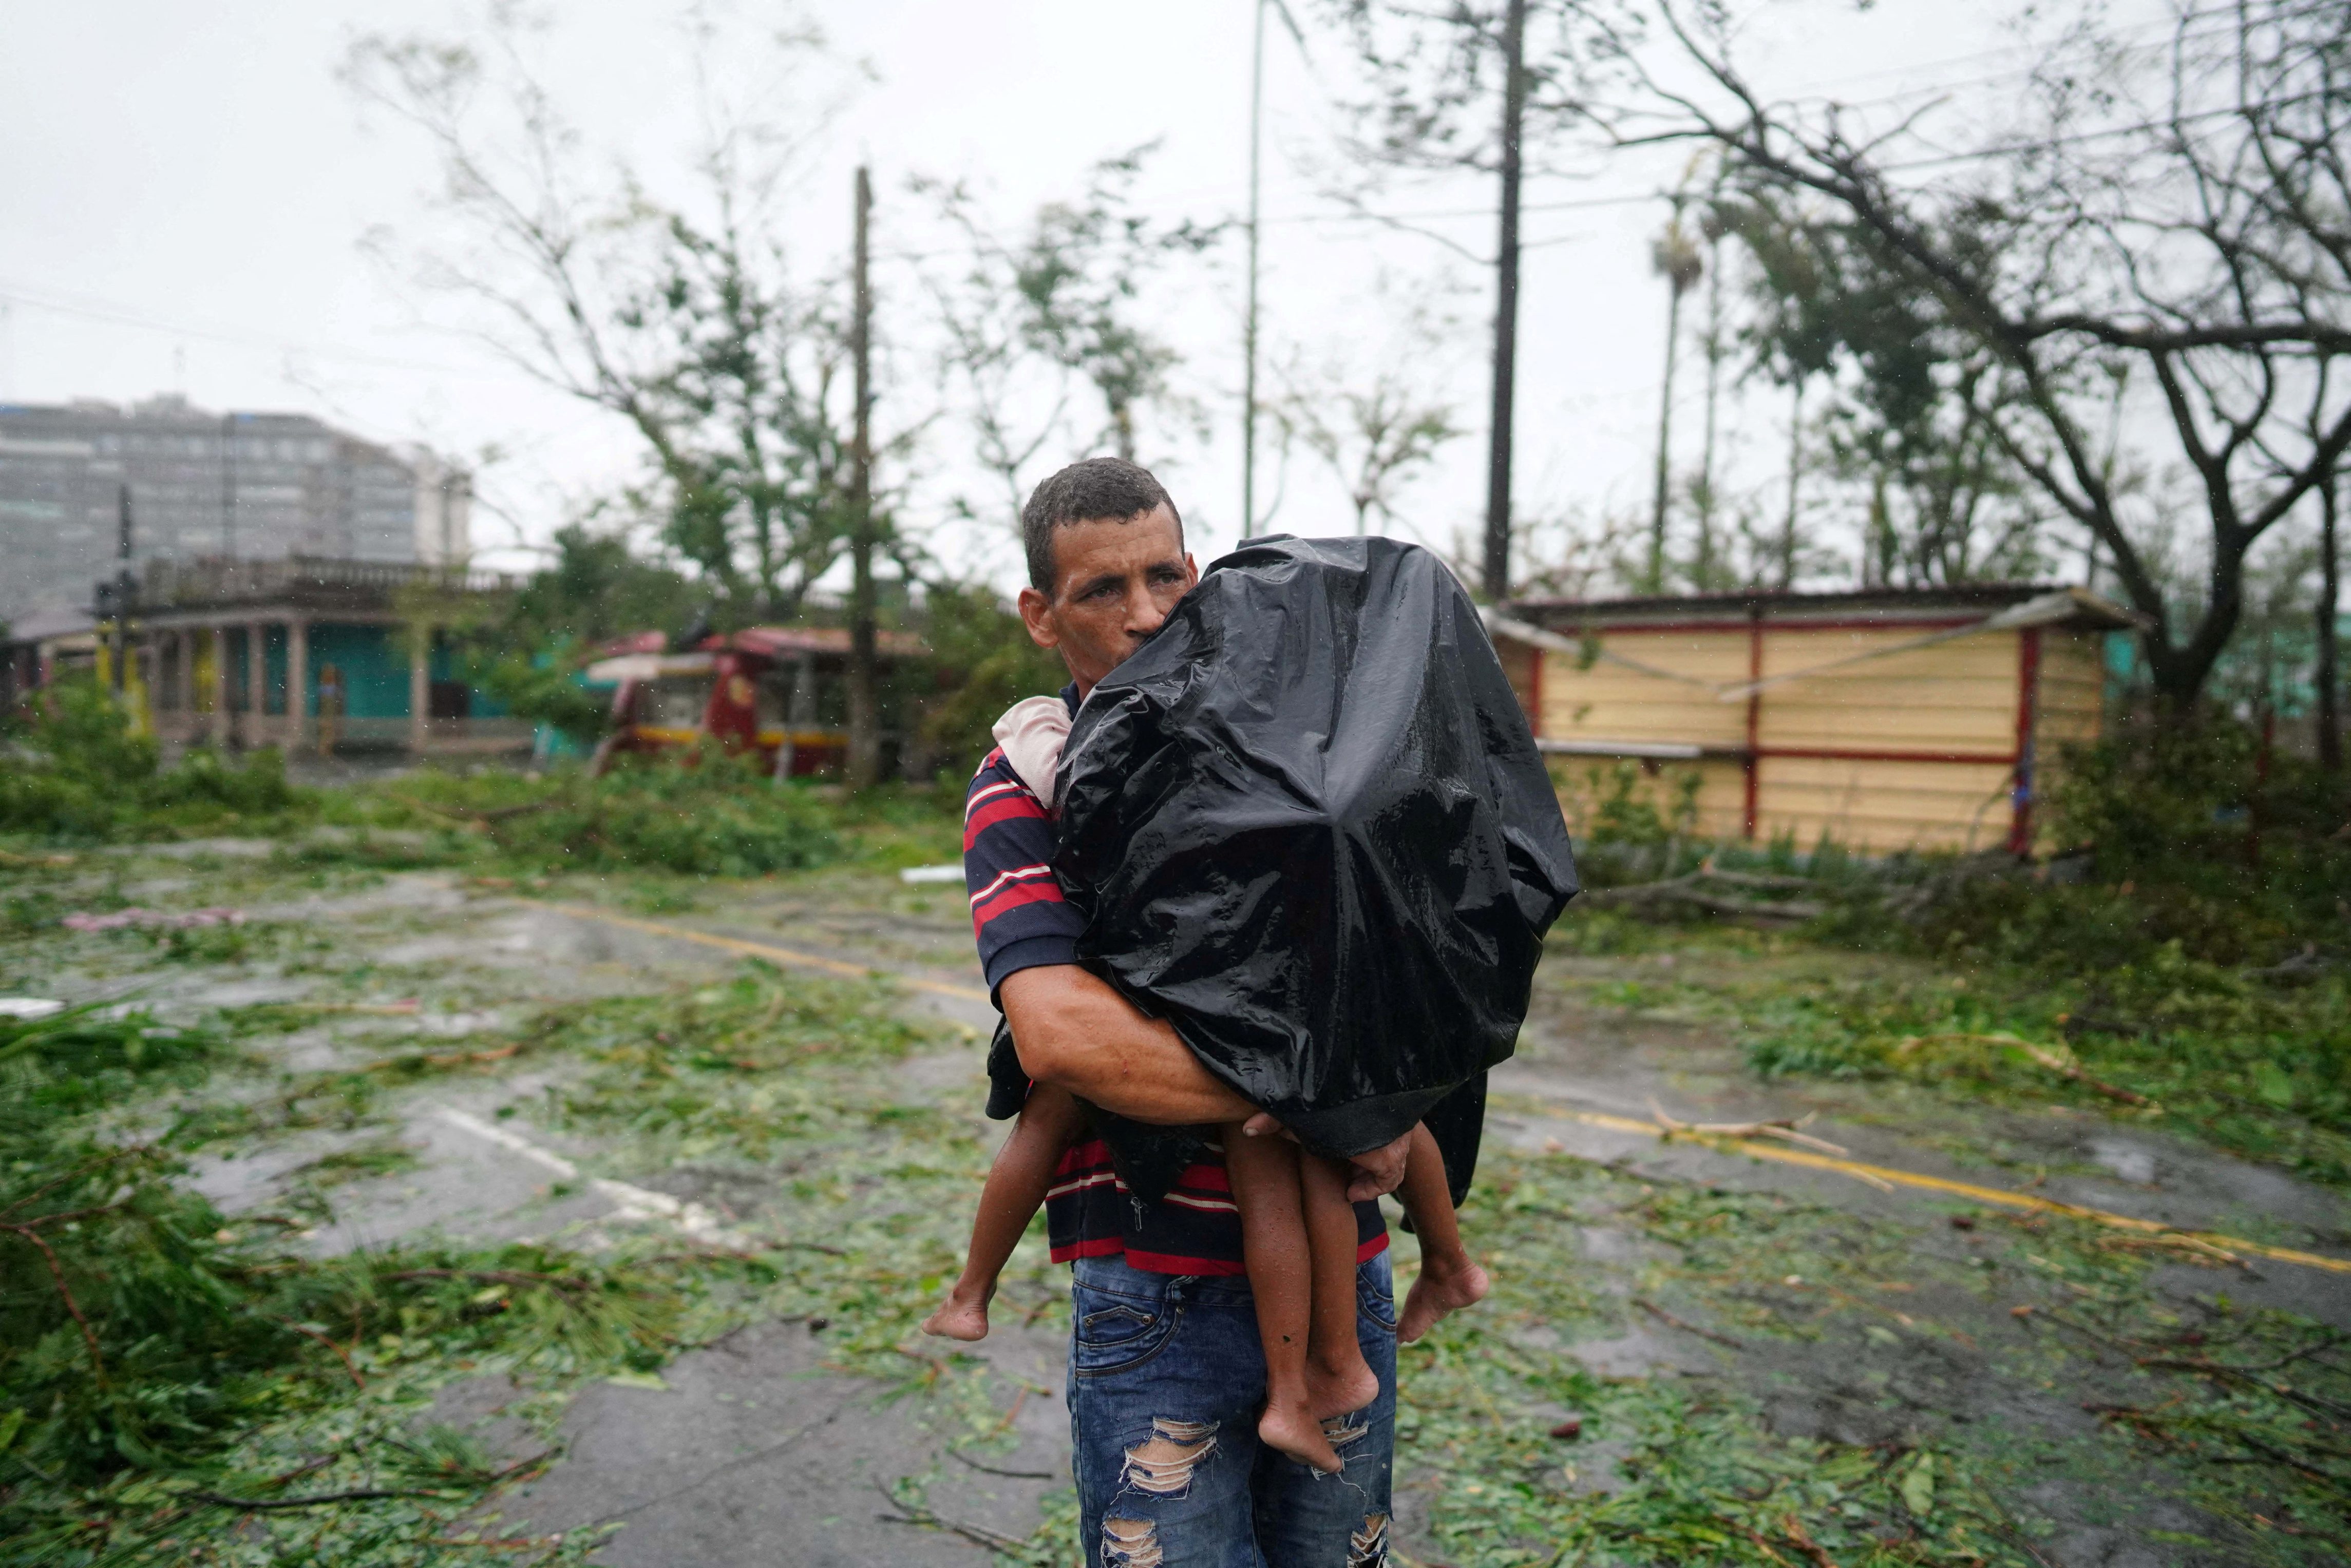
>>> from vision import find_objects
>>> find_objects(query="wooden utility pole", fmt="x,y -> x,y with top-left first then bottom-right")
846,164 -> 881,789
1242,0 -> 1269,540
1482,0 -> 1527,603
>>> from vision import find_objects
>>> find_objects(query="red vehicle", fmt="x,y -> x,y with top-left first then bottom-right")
585,626 -> 926,777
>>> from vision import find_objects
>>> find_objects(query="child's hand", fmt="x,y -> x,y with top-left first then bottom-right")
1342,1132 -> 1412,1200
1242,1114 -> 1411,1200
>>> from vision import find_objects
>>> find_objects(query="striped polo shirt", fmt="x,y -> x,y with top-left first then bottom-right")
965,684 -> 1387,1277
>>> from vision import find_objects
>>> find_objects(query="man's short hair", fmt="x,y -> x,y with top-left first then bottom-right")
1021,457 -> 1184,594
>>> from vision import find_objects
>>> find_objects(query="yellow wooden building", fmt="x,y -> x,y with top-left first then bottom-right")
1489,584 -> 2143,854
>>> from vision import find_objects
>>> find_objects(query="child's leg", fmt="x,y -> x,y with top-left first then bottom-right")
924,1083 -> 1087,1341
1299,1152 -> 1380,1418
1394,1121 -> 1491,1344
1224,1125 -> 1342,1473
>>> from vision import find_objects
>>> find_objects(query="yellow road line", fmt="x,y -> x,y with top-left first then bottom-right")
1551,1107 -> 2351,1275
545,904 -> 994,1006
554,902 -> 2346,1276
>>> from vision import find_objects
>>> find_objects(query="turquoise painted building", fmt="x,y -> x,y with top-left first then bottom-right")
125,556 -> 525,755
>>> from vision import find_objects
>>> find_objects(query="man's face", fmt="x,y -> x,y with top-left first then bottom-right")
1017,505 -> 1198,696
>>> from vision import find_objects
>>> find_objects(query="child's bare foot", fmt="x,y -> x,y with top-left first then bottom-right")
1259,1397 -> 1343,1473
1307,1352 -> 1380,1421
921,1285 -> 994,1341
1398,1253 -> 1489,1344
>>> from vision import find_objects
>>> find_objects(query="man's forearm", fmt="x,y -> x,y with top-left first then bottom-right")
999,965 -> 1257,1126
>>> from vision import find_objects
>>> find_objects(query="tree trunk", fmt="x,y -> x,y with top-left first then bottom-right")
1697,230 -> 1722,583
1481,0 -> 1526,603
846,165 -> 882,790
2143,522 -> 2255,726
2320,465 -> 2342,772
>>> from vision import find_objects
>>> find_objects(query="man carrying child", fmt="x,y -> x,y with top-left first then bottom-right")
953,457 -> 1545,1567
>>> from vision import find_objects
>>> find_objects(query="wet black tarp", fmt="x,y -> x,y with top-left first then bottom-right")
1052,535 -> 1578,1203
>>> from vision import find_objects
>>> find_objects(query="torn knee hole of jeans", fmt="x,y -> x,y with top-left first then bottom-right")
1103,1516 -> 1164,1568
1349,1512 -> 1390,1566
1120,1417 -> 1218,1496
1320,1411 -> 1370,1449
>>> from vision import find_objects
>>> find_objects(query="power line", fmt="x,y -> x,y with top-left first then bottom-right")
1772,0 -> 2322,106
0,279 -> 538,384
1243,0 -> 2342,237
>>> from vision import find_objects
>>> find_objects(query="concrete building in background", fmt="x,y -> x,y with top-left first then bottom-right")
408,448 -> 475,567
0,394 -> 468,625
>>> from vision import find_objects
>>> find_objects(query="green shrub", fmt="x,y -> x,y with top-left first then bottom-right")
376,752 -> 846,876
1796,723 -> 2351,975
1,679 -> 309,842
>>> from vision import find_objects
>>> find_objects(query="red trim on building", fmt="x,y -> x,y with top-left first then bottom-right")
2006,626 -> 2042,855
1742,613 -> 1764,840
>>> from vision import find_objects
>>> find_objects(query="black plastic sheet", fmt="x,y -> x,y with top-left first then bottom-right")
1053,536 -> 1578,1201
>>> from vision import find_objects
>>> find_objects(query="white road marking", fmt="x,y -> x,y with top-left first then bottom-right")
433,1104 -> 748,1247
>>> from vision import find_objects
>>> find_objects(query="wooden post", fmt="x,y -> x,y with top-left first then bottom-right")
208,626 -> 229,745
409,626 -> 431,757
318,663 -> 342,757
246,620 -> 266,748
2006,627 -> 2042,856
1742,608 -> 1764,841
285,619 -> 309,750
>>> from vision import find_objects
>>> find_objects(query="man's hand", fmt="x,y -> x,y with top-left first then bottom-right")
1242,1114 -> 1411,1201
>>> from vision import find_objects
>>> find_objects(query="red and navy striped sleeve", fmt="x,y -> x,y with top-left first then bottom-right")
965,747 -> 1087,990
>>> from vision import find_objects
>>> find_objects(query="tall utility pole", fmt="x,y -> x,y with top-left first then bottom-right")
845,165 -> 881,790
1242,0 -> 1270,540
1482,0 -> 1527,603
1242,0 -> 1304,541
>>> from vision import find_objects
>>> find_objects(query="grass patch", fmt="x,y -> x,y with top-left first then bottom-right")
1392,1144 -> 2350,1566
0,991 -> 768,1564
532,960 -> 945,1164
288,1137 -> 425,1190
1738,943 -> 2351,1188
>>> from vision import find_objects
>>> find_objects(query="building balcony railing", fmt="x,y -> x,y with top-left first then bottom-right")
132,554 -> 524,614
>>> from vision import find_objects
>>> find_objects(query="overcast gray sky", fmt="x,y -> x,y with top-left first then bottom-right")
0,1 -> 2175,591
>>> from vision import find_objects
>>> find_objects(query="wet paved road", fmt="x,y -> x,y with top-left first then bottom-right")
121,862 -> 2351,1561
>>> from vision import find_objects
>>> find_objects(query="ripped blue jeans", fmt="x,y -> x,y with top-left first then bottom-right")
1068,1250 -> 1397,1567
